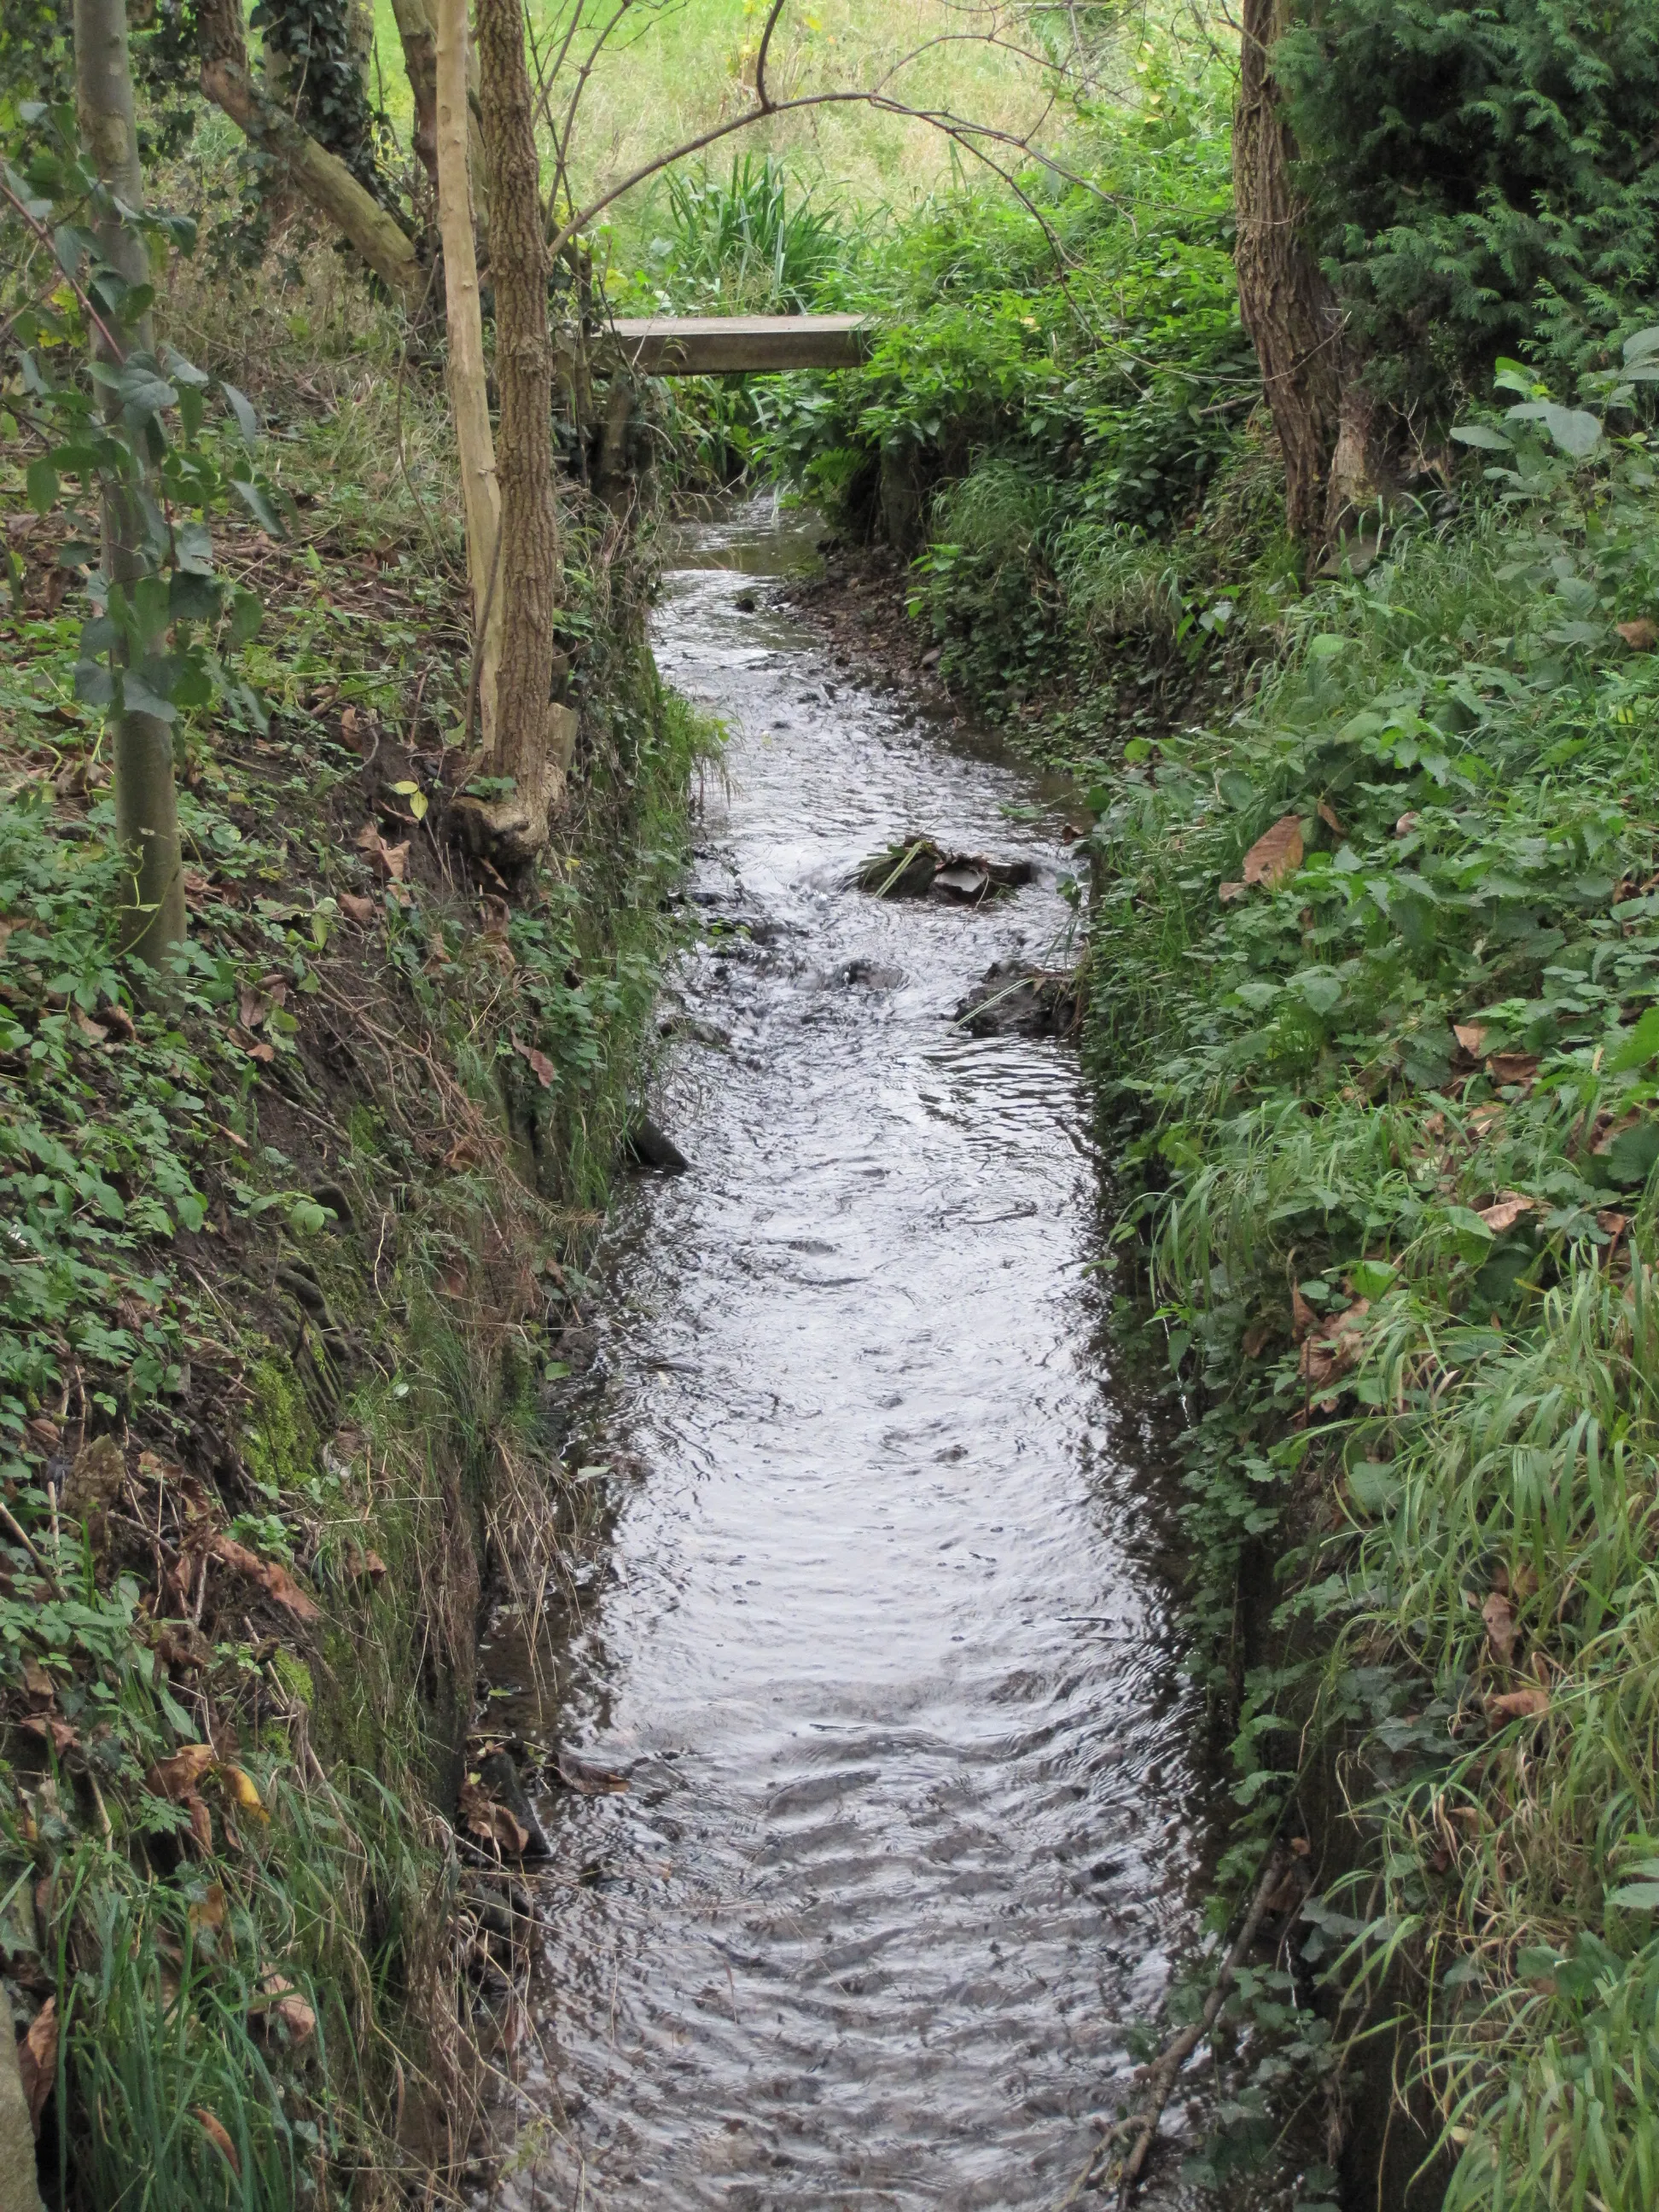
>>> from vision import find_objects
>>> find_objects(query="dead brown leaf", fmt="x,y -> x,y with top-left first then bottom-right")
209,1533 -> 322,1622
1479,1192 -> 1540,1235
1482,1589 -> 1519,1667
146,1743 -> 217,1801
101,1001 -> 136,1043
1487,1685 -> 1550,1722
338,892 -> 377,926
21,1659 -> 55,1709
73,1008 -> 108,1046
1395,811 -> 1419,837
1487,1051 -> 1540,1089
1218,880 -> 1246,904
1242,815 -> 1305,890
459,1778 -> 530,1856
1616,618 -> 1658,651
195,2108 -> 241,2177
19,1998 -> 57,2129
20,1714 -> 78,1755
238,987 -> 269,1031
189,1882 -> 226,1934
1242,1318 -> 1273,1359
1290,1284 -> 1318,1342
1317,799 -> 1346,836
512,1034 -> 556,1090
183,1794 -> 213,1852
1452,1022 -> 1489,1057
229,1024 -> 276,1064
555,1749 -> 630,1796
253,1973 -> 317,2045
354,823 -> 409,882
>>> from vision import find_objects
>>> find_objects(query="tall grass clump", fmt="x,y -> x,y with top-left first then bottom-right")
1086,382 -> 1659,2195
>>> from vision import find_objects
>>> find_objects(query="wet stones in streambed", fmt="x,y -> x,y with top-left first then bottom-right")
853,834 -> 1033,905
954,958 -> 1083,1039
625,1115 -> 689,1173
838,958 -> 905,991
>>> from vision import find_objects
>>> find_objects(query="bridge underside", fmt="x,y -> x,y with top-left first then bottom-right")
604,314 -> 870,374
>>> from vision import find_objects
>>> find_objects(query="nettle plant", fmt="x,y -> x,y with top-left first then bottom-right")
2,104 -> 281,778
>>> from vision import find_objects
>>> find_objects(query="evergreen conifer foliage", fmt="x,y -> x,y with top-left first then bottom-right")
1274,0 -> 1659,407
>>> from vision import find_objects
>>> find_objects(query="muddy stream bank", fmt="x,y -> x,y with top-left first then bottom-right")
479,498 -> 1221,2209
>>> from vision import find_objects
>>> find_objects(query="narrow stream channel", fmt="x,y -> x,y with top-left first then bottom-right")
486,499 -> 1217,2209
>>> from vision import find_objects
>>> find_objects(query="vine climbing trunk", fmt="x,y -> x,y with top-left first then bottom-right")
73,0 -> 186,963
474,0 -> 571,853
434,0 -> 502,762
1231,0 -> 1344,544
195,0 -> 424,311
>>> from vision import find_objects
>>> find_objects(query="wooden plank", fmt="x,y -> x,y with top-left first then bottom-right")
604,313 -> 870,374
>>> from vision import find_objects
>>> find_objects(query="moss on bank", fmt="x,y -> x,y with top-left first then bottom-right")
0,272 -> 704,2207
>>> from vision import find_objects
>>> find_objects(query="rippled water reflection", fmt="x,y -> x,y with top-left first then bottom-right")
486,499 -> 1215,2209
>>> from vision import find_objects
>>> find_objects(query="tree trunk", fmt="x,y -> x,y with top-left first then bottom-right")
434,0 -> 503,760
389,0 -> 439,191
475,0 -> 568,841
196,0 -> 425,311
74,0 -> 187,963
1231,0 -> 1343,543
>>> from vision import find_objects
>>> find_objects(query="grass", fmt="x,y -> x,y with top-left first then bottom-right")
367,0 -> 1057,252
0,223 -> 705,2207
1077,416 -> 1659,2198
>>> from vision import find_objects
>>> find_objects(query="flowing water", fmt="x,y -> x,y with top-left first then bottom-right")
484,499 -> 1217,2210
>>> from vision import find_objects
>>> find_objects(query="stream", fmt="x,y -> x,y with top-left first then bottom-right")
483,498 -> 1218,2209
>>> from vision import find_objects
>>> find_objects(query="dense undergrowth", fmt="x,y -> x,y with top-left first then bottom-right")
1,239 -> 702,2207
1083,407 -> 1659,2207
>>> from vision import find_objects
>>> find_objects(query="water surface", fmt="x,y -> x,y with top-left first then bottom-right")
486,498 -> 1214,2209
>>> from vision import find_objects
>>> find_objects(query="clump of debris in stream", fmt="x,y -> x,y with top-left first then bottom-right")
953,958 -> 1083,1039
853,835 -> 1033,905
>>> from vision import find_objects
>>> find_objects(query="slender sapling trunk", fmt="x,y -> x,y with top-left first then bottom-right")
74,0 -> 186,962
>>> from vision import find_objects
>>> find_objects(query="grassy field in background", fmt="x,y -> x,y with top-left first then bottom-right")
370,0 -> 1058,249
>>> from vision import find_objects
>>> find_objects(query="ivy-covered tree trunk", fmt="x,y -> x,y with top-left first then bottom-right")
73,0 -> 186,960
1232,0 -> 1344,543
196,0 -> 424,311
434,0 -> 502,758
474,0 -> 570,845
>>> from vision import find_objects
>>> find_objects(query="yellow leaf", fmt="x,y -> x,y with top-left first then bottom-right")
221,1764 -> 269,1822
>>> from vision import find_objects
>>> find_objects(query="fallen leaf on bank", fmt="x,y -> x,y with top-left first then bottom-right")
342,1543 -> 387,1586
20,1715 -> 78,1755
238,987 -> 269,1031
152,1621 -> 213,1673
1242,1318 -> 1273,1359
1487,1051 -> 1540,1088
189,1883 -> 227,1935
1616,618 -> 1658,651
1598,1208 -> 1630,1246
1487,1685 -> 1551,1722
1297,1300 -> 1371,1392
229,1023 -> 276,1064
1479,1192 -> 1540,1235
146,1743 -> 217,1802
1291,1284 -> 1318,1342
62,1434 -> 124,1551
1395,811 -> 1419,837
19,1998 -> 57,2129
1468,1102 -> 1505,1132
209,1533 -> 322,1622
1482,1590 -> 1519,1667
183,1793 -> 213,1851
459,1778 -> 530,1856
20,1659 -> 54,1709
1317,799 -> 1345,836
220,1765 -> 269,1823
512,1034 -> 556,1089
74,1008 -> 108,1045
555,1749 -> 630,1796
263,1561 -> 323,1622
194,2108 -> 240,2177
1453,1022 -> 1489,1057
253,1973 -> 316,2045
338,892 -> 377,926
354,823 -> 409,882
101,1001 -> 136,1042
1242,815 -> 1304,889
1218,880 -> 1246,903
